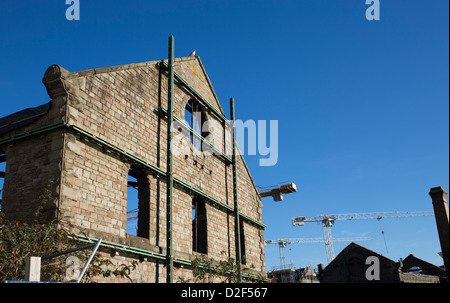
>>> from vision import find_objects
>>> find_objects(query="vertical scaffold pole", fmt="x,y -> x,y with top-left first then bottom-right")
230,97 -> 242,282
166,35 -> 175,283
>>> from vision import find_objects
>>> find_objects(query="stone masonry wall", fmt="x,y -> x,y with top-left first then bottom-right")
0,57 -> 266,282
1,131 -> 63,223
0,89 -> 68,222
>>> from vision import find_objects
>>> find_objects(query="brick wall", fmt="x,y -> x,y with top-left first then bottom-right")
0,57 -> 266,282
1,131 -> 63,223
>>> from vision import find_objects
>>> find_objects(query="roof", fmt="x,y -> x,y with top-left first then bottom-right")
402,254 -> 446,274
0,102 -> 50,137
324,242 -> 398,270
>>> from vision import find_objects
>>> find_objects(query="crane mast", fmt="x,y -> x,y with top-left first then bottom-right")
292,210 -> 434,264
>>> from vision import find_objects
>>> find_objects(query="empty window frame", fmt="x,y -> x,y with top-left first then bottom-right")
185,99 -> 210,151
192,196 -> 207,254
240,220 -> 247,265
126,166 -> 150,238
0,153 -> 5,213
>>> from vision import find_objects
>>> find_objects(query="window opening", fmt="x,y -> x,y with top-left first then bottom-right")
0,153 -> 5,213
126,166 -> 150,238
240,220 -> 247,264
185,100 -> 209,151
192,196 -> 207,254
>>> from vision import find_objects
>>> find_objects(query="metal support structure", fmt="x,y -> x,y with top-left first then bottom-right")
72,234 -> 271,282
266,236 -> 373,268
322,220 -> 335,264
230,97 -> 242,282
293,210 -> 434,265
166,35 -> 175,283
258,182 -> 297,201
76,238 -> 102,283
278,241 -> 287,268
42,242 -> 98,261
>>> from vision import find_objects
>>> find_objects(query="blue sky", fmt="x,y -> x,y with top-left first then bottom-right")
1,1 -> 448,269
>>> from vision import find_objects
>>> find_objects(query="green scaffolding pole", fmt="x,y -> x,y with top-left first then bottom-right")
166,35 -> 175,283
230,97 -> 242,282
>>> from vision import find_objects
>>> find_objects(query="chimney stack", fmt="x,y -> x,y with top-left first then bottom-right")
429,186 -> 449,282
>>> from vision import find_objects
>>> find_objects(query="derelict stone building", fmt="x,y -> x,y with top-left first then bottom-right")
0,53 -> 267,282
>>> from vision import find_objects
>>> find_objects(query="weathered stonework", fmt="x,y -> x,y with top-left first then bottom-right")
0,56 -> 266,282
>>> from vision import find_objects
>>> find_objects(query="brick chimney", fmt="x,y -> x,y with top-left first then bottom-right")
429,187 -> 449,282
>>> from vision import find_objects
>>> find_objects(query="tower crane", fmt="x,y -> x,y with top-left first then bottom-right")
257,181 -> 297,202
265,236 -> 373,268
292,211 -> 435,264
127,208 -> 139,221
